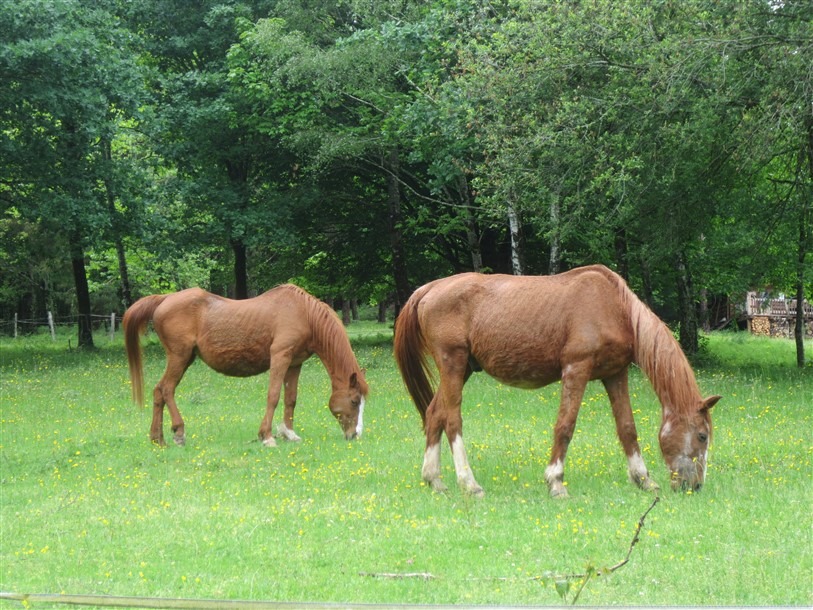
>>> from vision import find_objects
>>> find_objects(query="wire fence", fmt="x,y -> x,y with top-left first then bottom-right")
1,313 -> 123,339
0,592 -> 452,609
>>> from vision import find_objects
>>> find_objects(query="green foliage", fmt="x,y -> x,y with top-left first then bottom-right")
1,0 -> 811,358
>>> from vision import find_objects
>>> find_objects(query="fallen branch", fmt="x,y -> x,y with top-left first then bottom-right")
359,572 -> 435,581
356,494 -> 660,605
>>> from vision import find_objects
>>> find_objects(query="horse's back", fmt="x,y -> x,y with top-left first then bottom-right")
417,267 -> 634,386
149,288 -> 277,376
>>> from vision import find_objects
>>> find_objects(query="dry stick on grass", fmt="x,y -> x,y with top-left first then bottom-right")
358,572 -> 436,581
562,495 -> 661,605
359,494 -> 661,593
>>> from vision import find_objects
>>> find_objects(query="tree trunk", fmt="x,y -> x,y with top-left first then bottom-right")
232,239 -> 248,299
794,201 -> 809,368
70,233 -> 94,349
454,173 -> 483,272
549,196 -> 562,275
614,227 -> 629,281
342,298 -> 352,326
676,252 -> 699,355
700,288 -> 710,332
464,208 -> 483,272
639,254 -> 656,309
101,137 -> 133,309
387,149 -> 412,317
797,115 -> 813,367
507,198 -> 524,275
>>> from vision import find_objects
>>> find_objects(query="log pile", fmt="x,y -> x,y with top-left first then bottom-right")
749,316 -> 771,337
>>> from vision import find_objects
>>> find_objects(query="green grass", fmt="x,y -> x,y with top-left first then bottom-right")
1,327 -> 811,606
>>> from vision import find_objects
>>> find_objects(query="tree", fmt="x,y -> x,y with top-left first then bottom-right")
0,0 -> 148,346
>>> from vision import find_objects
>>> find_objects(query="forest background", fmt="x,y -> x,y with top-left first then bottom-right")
1,0 -> 811,363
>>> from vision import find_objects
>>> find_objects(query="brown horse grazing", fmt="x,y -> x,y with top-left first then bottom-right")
394,265 -> 720,498
123,285 -> 368,447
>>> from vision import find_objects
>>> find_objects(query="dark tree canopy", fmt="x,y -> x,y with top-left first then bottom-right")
1,0 -> 811,362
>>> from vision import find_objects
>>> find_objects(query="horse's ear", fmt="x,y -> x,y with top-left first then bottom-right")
349,372 -> 359,389
700,395 -> 721,412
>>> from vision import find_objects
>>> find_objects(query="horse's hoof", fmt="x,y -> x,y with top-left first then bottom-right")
173,435 -> 185,447
549,485 -> 569,499
277,425 -> 302,442
262,436 -> 277,448
466,486 -> 485,499
428,479 -> 448,494
641,478 -> 660,493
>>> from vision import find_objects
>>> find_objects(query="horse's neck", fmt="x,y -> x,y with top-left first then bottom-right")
642,336 -> 702,416
309,314 -> 358,384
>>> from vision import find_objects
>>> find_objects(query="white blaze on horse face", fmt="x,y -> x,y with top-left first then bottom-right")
355,396 -> 365,437
703,448 -> 709,484
683,431 -> 694,456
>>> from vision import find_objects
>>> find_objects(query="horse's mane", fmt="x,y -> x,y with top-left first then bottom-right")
282,284 -> 368,394
601,269 -> 702,416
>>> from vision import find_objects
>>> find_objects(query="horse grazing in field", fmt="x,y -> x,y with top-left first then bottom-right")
123,285 -> 368,447
394,265 -> 720,498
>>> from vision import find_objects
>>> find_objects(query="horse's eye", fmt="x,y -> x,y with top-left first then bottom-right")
698,433 -> 708,444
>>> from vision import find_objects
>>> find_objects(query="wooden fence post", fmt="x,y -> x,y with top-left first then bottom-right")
13,313 -> 18,338
110,312 -> 116,340
47,311 -> 55,340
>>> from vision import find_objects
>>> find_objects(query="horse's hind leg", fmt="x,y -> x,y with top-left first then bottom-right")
152,353 -> 193,446
603,370 -> 659,492
424,350 -> 484,497
422,395 -> 448,493
150,391 -> 166,445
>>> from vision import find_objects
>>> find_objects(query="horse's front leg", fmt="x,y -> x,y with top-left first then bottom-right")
603,370 -> 659,493
277,366 -> 302,442
258,352 -> 292,447
545,362 -> 590,498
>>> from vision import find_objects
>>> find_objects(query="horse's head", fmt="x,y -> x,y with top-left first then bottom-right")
329,370 -> 368,440
658,395 -> 720,492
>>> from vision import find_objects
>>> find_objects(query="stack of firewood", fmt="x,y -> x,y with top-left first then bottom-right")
749,316 -> 771,336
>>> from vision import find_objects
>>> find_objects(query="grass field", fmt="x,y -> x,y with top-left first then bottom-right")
1,324 -> 811,607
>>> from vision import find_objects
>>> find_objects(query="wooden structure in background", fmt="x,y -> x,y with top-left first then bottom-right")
745,292 -> 813,338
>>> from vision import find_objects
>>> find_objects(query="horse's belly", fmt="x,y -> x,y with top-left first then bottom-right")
197,347 -> 270,377
478,355 -> 561,389
216,361 -> 269,377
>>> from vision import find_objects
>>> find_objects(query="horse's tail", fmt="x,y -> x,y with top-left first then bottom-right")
122,294 -> 168,406
393,285 -> 436,428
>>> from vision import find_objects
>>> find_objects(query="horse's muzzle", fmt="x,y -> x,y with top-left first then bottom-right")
671,478 -> 703,492
670,460 -> 704,492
